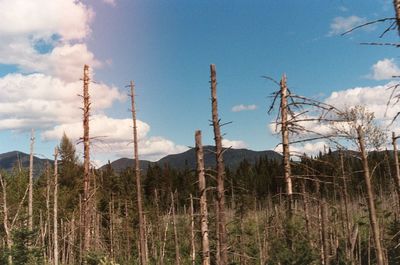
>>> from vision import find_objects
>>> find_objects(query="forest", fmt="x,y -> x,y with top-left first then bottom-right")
2,2 -> 400,265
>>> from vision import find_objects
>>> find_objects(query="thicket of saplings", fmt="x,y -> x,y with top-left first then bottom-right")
1,132 -> 400,264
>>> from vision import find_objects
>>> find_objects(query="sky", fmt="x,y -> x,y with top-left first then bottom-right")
1,0 -> 400,166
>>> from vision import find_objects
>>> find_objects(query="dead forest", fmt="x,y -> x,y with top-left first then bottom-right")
2,2 -> 400,265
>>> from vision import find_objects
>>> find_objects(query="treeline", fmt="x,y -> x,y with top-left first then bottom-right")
1,132 -> 400,264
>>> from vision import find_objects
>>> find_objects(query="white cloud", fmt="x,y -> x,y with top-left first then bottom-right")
42,115 -> 188,161
0,0 -> 187,162
231,104 -> 257,112
0,73 -> 125,131
368,58 -> 400,80
275,141 -> 328,158
222,139 -> 247,149
328,16 -> 366,36
0,0 -> 93,40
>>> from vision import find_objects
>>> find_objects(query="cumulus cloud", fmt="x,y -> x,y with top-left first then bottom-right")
42,115 -> 187,161
231,104 -> 257,112
222,139 -> 247,149
275,141 -> 328,158
0,73 -> 125,130
0,0 -> 187,161
368,58 -> 400,80
0,0 -> 93,40
328,16 -> 366,36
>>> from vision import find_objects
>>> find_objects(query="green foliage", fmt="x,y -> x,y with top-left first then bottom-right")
10,228 -> 43,265
268,217 -> 318,265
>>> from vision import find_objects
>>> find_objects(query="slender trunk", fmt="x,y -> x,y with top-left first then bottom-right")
340,151 -> 354,264
171,192 -> 181,265
28,129 -> 35,232
394,0 -> 400,36
209,64 -> 228,265
82,64 -> 91,256
190,194 -> 196,265
0,173 -> 13,265
125,200 -> 131,262
130,80 -> 147,265
280,74 -> 293,212
321,198 -> 330,265
54,148 -> 59,265
195,130 -> 210,265
357,126 -> 385,265
391,132 -> 400,210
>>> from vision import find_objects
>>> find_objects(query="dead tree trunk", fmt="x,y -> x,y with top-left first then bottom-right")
195,130 -> 210,265
0,173 -> 13,265
190,194 -> 196,265
394,0 -> 400,35
54,148 -> 59,265
209,64 -> 228,265
82,64 -> 91,257
321,198 -> 330,265
129,80 -> 147,265
171,192 -> 181,265
280,74 -> 293,212
28,128 -> 35,232
391,132 -> 400,210
357,126 -> 385,265
340,151 -> 354,264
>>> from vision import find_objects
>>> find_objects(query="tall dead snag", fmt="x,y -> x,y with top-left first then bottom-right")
391,132 -> 400,210
209,64 -> 228,265
82,64 -> 91,256
195,130 -> 210,265
28,128 -> 35,232
394,0 -> 400,35
171,192 -> 181,265
0,173 -> 12,264
190,194 -> 196,265
357,126 -> 385,265
279,74 -> 293,212
54,148 -> 59,265
129,80 -> 147,265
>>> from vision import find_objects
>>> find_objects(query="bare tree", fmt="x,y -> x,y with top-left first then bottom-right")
332,106 -> 386,265
209,64 -> 228,265
82,64 -> 91,256
0,173 -> 13,264
195,130 -> 210,265
391,132 -> 400,210
28,129 -> 35,233
129,80 -> 147,265
53,148 -> 59,265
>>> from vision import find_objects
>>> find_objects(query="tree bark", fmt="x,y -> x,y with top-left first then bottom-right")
357,126 -> 385,265
171,192 -> 181,265
280,74 -> 293,212
28,128 -> 35,232
394,0 -> 400,36
209,64 -> 228,265
0,173 -> 13,265
391,132 -> 400,211
129,80 -> 147,265
54,148 -> 59,265
195,130 -> 210,265
82,64 -> 91,256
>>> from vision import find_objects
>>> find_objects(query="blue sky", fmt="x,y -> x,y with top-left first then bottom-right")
0,0 -> 399,164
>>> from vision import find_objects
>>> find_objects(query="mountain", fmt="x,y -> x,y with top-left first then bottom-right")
102,158 -> 153,172
101,146 -> 282,172
0,151 -> 52,175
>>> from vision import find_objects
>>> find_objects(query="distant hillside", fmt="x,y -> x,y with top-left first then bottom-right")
0,151 -> 52,176
101,146 -> 282,172
102,158 -> 153,172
